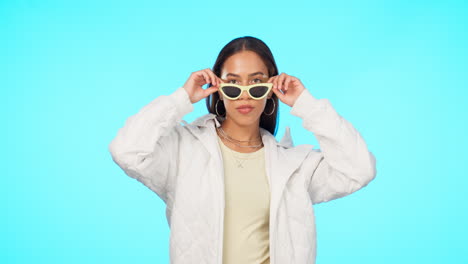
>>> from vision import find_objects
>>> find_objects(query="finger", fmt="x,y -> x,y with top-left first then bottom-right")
276,75 -> 283,90
192,71 -> 202,81
278,73 -> 287,91
273,80 -> 284,95
272,76 -> 279,89
212,75 -> 222,87
213,75 -> 219,86
200,71 -> 211,85
272,85 -> 285,101
204,86 -> 219,97
209,69 -> 221,87
273,75 -> 279,90
214,71 -> 223,86
204,68 -> 217,86
202,69 -> 214,85
292,77 -> 302,87
284,76 -> 292,92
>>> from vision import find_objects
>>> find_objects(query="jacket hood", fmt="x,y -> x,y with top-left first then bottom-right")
185,113 -> 295,149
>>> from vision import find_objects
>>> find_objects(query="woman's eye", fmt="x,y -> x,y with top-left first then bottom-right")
228,80 -> 238,84
251,78 -> 262,83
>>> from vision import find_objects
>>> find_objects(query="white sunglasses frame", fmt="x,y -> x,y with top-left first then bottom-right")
219,83 -> 273,100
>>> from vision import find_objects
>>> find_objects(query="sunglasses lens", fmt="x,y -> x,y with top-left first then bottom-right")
249,85 -> 269,98
222,86 -> 241,98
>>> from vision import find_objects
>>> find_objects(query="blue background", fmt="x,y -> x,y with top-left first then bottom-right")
2,0 -> 467,263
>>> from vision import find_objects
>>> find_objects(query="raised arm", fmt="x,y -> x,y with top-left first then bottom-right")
290,89 -> 377,205
108,87 -> 193,203
108,69 -> 222,204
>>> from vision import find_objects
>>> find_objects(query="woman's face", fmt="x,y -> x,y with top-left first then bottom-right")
219,50 -> 273,127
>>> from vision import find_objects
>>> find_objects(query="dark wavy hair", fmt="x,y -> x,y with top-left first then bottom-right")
205,36 -> 280,136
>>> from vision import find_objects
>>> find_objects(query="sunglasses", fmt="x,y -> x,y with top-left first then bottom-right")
219,83 -> 273,100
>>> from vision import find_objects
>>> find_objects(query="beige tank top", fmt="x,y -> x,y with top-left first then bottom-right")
217,136 -> 271,264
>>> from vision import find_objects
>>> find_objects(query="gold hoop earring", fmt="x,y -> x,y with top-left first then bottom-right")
263,98 -> 275,116
215,99 -> 225,116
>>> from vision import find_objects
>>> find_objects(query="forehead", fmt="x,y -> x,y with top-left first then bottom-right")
221,50 -> 268,77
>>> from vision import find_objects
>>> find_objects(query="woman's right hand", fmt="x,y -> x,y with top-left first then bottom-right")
183,68 -> 223,104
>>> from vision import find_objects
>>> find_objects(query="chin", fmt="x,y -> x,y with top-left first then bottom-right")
227,111 -> 262,126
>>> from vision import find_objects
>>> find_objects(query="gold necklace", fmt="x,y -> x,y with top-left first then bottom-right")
216,127 -> 263,149
216,127 -> 263,168
217,135 -> 259,168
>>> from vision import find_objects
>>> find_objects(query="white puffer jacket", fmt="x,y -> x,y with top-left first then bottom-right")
108,86 -> 377,264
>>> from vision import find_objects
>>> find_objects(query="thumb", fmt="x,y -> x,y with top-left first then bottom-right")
272,86 -> 286,101
204,86 -> 219,97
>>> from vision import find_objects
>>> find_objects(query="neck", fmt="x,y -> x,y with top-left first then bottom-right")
220,117 -> 261,143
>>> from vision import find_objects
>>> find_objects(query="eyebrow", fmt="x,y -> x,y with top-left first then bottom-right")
226,72 -> 265,78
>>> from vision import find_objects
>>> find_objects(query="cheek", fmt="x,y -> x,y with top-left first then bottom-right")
223,100 -> 233,110
223,101 -> 237,114
255,100 -> 267,110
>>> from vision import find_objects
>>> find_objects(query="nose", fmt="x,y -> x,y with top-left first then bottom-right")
239,89 -> 250,100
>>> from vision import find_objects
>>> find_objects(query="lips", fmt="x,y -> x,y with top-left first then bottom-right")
236,105 -> 254,110
236,105 -> 254,114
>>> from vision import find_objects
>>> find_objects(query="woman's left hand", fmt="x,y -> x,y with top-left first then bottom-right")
268,73 -> 306,107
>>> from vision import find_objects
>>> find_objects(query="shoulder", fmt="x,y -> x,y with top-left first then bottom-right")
171,113 -> 219,143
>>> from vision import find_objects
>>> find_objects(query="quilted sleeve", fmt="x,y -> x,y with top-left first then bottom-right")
290,89 -> 377,205
108,87 -> 193,204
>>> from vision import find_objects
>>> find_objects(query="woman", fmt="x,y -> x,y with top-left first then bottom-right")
109,36 -> 377,264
